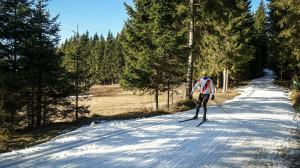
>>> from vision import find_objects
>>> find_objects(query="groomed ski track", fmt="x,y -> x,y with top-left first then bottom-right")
0,69 -> 299,168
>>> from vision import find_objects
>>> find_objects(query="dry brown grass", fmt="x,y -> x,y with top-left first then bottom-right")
79,84 -> 241,117
290,90 -> 300,112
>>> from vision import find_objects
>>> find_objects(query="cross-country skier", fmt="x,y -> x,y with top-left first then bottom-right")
189,71 -> 215,120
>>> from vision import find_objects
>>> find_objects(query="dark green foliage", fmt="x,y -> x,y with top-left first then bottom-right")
113,32 -> 126,83
194,0 -> 255,85
250,0 -> 268,78
0,0 -> 87,129
59,31 -> 125,85
121,0 -> 188,110
0,0 -> 34,127
1,0 -> 298,130
268,0 -> 300,86
103,31 -> 115,84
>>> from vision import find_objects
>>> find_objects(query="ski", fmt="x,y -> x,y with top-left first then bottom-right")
179,117 -> 201,123
196,119 -> 207,127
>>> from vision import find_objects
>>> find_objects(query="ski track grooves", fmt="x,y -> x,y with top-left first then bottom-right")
66,85 -> 257,168
1,70 -> 298,168
0,118 -> 176,167
0,82 -> 256,168
50,85 -> 257,168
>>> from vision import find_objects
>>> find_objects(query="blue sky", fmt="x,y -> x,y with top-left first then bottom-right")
47,0 -> 267,44
47,0 -> 134,44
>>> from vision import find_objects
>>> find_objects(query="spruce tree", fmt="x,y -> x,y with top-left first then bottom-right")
194,0 -> 255,92
252,0 -> 268,78
89,34 -> 101,84
24,0 -> 66,126
121,0 -> 188,110
103,31 -> 115,84
113,32 -> 125,83
25,0 -> 89,125
0,0 -> 33,126
79,31 -> 92,85
60,31 -> 92,121
92,33 -> 99,46
268,0 -> 300,84
98,34 -> 106,84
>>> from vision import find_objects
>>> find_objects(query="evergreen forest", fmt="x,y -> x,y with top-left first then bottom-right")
0,0 -> 299,131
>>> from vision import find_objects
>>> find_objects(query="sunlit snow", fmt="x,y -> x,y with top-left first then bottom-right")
0,70 -> 299,168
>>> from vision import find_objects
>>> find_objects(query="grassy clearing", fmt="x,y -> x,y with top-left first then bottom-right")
0,85 -> 240,154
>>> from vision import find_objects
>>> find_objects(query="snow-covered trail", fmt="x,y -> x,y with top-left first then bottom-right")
0,70 -> 299,168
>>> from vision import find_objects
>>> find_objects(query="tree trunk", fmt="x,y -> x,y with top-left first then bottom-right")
36,75 -> 42,127
75,29 -> 79,121
280,64 -> 283,83
43,94 -> 47,126
75,46 -> 79,121
1,81 -> 3,106
167,81 -> 170,111
226,69 -> 229,92
186,0 -> 194,100
155,87 -> 159,111
247,63 -> 249,81
31,84 -> 35,127
171,86 -> 174,105
259,48 -> 261,76
222,69 -> 229,93
217,72 -> 221,88
222,69 -> 226,93
10,6 -> 18,124
27,101 -> 30,127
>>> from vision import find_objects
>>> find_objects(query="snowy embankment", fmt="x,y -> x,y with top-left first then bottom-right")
0,70 -> 299,168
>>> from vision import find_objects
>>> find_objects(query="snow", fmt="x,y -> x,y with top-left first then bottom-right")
68,95 -> 93,99
0,69 -> 299,168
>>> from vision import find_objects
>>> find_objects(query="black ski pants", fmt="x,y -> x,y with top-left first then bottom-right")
195,93 -> 210,119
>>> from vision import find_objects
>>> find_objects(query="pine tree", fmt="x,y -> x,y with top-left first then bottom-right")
194,0 -> 255,92
252,0 -> 268,78
24,0 -> 67,126
227,0 -> 255,83
24,0 -> 89,125
89,34 -> 101,84
0,0 -> 91,128
103,31 -> 115,84
113,32 -> 126,83
121,0 -> 188,110
92,33 -> 99,46
97,34 -> 106,84
79,31 -> 92,85
0,0 -> 33,126
268,0 -> 300,84
68,31 -> 91,120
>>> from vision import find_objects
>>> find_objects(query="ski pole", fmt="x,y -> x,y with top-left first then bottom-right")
194,99 -> 198,106
213,99 -> 232,118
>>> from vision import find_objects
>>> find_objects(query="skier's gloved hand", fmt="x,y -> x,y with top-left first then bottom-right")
189,92 -> 193,99
211,95 -> 214,100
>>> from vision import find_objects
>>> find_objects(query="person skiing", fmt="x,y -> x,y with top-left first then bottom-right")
189,70 -> 215,120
